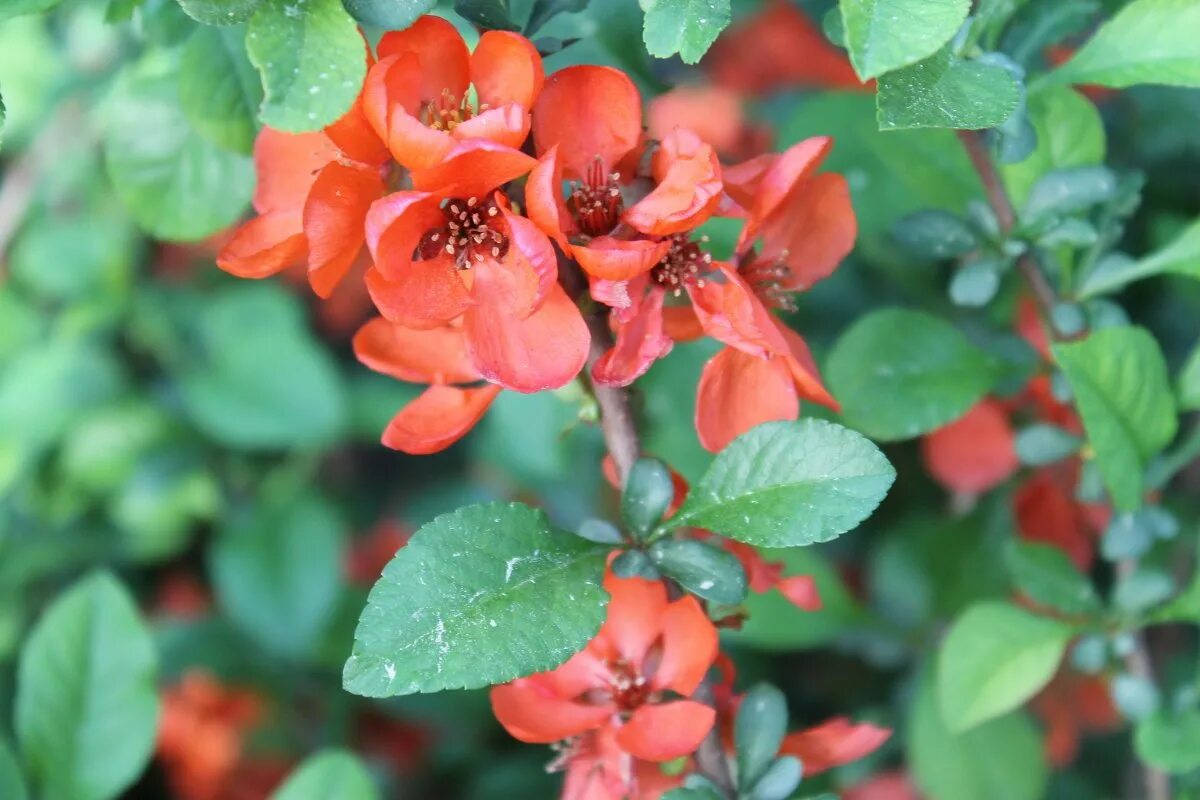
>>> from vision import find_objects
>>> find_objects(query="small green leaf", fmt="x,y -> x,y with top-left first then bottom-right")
0,741 -> 28,800
640,0 -> 730,65
177,0 -> 263,24
455,0 -> 516,29
105,56 -> 254,240
748,757 -> 802,800
827,308 -> 998,441
891,209 -> 978,259
1113,569 -> 1174,614
611,548 -> 659,580
1044,0 -> 1200,89
180,26 -> 262,154
949,259 -> 1003,307
16,572 -> 159,800
937,601 -> 1073,732
1020,165 -> 1116,226
1179,341 -> 1200,411
576,518 -> 624,545
1078,216 -> 1200,298
525,0 -> 587,34
735,683 -> 789,789
1001,87 -> 1105,207
1135,710 -> 1200,774
344,502 -> 610,697
666,420 -> 895,548
648,538 -> 747,604
1004,541 -> 1100,615
622,457 -> 674,537
1014,424 -> 1082,466
839,0 -> 969,80
246,0 -> 366,131
341,0 -> 434,29
1053,326 -> 1178,510
876,47 -> 1021,131
272,750 -> 378,800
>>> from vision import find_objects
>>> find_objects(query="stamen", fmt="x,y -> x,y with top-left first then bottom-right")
416,195 -> 512,269
650,232 -> 714,293
568,155 -> 624,237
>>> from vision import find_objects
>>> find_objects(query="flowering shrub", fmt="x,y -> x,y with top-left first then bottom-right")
1,1 -> 1199,799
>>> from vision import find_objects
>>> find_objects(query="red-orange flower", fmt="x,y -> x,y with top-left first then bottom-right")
778,717 -> 891,775
558,727 -> 683,800
491,573 -> 719,763
1031,668 -> 1121,766
921,398 -> 1020,495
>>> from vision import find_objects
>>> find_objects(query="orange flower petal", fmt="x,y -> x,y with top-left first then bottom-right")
688,263 -> 784,359
758,172 -> 856,291
662,304 -> 704,341
652,595 -> 717,696
376,15 -> 470,102
217,211 -> 306,278
647,85 -> 745,156
533,65 -> 643,180
616,701 -> 715,762
502,207 -> 558,314
353,317 -> 479,384
779,718 -> 891,776
410,140 -> 536,199
624,129 -> 723,236
366,263 -> 472,329
695,347 -> 798,453
593,286 -> 672,387
574,238 -> 670,282
922,399 -> 1019,494
776,322 -> 839,409
303,162 -> 384,298
251,128 -> 338,214
471,30 -> 544,110
737,136 -> 832,248
597,575 -> 667,668
524,146 -> 574,250
324,93 -> 390,165
778,575 -> 822,610
491,678 -> 613,744
452,104 -> 530,150
362,53 -> 424,142
364,191 -> 445,280
382,384 -> 501,454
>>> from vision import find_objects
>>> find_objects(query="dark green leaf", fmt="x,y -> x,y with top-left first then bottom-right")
16,572 -> 159,800
827,308 -> 998,441
341,0 -> 433,29
1004,540 -> 1100,615
105,57 -> 254,240
1052,326 -> 1178,510
1020,165 -> 1116,225
1000,0 -> 1098,69
640,0 -> 730,64
666,420 -> 895,547
876,47 -> 1021,131
648,538 -> 746,604
180,26 -> 262,154
891,209 -> 978,259
611,548 -> 659,579
272,750 -> 378,800
526,0 -> 587,34
838,0 -> 969,80
344,502 -> 610,696
623,457 -> 675,537
177,0 -> 262,24
1135,710 -> 1200,774
246,0 -> 366,131
949,258 -> 1003,307
937,601 -> 1073,731
735,683 -> 788,789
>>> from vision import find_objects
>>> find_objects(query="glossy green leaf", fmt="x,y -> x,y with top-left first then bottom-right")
246,0 -> 366,131
735,683 -> 788,788
949,258 -> 1003,307
827,308 -> 998,441
272,749 -> 378,800
1135,710 -> 1200,774
891,209 -> 978,259
177,0 -> 262,24
937,601 -> 1073,732
16,572 -> 159,800
666,420 -> 895,547
1078,216 -> 1200,297
341,0 -> 433,29
839,0 -> 969,80
105,57 -> 254,240
1052,326 -> 1178,510
1001,87 -> 1104,207
180,26 -> 261,154
640,0 -> 730,65
1020,165 -> 1116,226
344,502 -> 610,696
1045,0 -> 1200,89
455,0 -> 516,29
622,457 -> 674,537
1004,541 -> 1100,615
647,538 -> 747,604
876,47 -> 1021,131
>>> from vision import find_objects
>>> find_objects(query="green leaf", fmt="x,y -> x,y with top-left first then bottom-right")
1078,216 -> 1200,297
909,671 -> 1048,800
105,56 -> 254,240
640,0 -> 730,65
1004,540 -> 1100,615
178,284 -> 348,449
1179,340 -> 1200,411
272,750 -> 378,800
1014,424 -> 1082,466
341,0 -> 433,29
1020,165 -> 1116,226
747,757 -> 802,800
177,0 -> 263,24
937,601 -> 1073,732
526,0 -> 587,34
211,494 -> 344,660
1052,326 -> 1178,510
665,420 -> 895,548
0,741 -> 28,800
827,308 -> 998,441
455,0 -> 517,29
876,47 -> 1021,131
180,26 -> 262,154
1044,0 -> 1200,89
949,258 -> 1003,307
1000,0 -> 1099,70
891,209 -> 978,259
1113,569 -> 1174,614
246,0 -> 366,131
344,502 -> 610,697
647,538 -> 747,604
623,457 -> 674,537
16,572 -> 159,800
735,683 -> 788,789
1135,710 -> 1200,774
0,0 -> 60,22
1001,87 -> 1105,207
839,0 -> 969,80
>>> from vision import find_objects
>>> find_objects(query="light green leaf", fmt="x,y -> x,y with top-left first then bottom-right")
180,26 -> 262,154
1014,424 -> 1082,466
937,602 -> 1072,733
665,420 -> 895,548
16,572 -> 159,800
341,0 -> 434,28
876,47 -> 1021,131
640,0 -> 730,64
1078,216 -> 1200,297
177,0 -> 262,24
1135,710 -> 1200,774
1045,0 -> 1200,89
0,0 -> 60,22
105,56 -> 254,240
1004,540 -> 1100,615
1179,341 -> 1200,411
211,494 -> 344,660
344,502 -> 610,697
1020,165 -> 1116,226
839,0 -> 969,80
1001,87 -> 1104,207
0,741 -> 28,800
827,308 -> 998,441
1052,326 -> 1178,510
909,670 -> 1048,800
272,750 -> 378,800
246,0 -> 366,131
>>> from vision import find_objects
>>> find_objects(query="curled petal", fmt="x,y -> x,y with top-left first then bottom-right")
363,54 -> 424,142
590,276 -> 634,315
652,596 -> 718,696
574,238 -> 670,282
776,322 -> 838,409
376,15 -> 470,102
252,128 -> 337,214
756,172 -> 856,291
503,207 -> 558,313
353,317 -> 479,384
452,104 -> 530,150
624,129 -> 722,236
410,140 -> 536,199
688,263 -> 784,359
364,191 -> 444,279
695,347 -> 798,453
382,384 -> 501,454
779,718 -> 891,776
533,65 -> 643,179
366,263 -> 472,329
721,153 -> 776,213
382,107 -> 456,172
217,211 -> 305,278
324,93 -> 390,165
616,701 -> 715,762
662,304 -> 704,341
778,575 -> 822,610
471,30 -> 544,110
525,146 -> 574,249
737,136 -> 832,248
593,287 -> 672,387
491,678 -> 613,744
303,162 -> 384,298
598,575 -> 667,668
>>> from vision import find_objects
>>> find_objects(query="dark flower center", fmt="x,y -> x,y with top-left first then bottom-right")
418,196 -> 510,270
421,89 -> 486,132
740,253 -> 797,311
569,157 -> 624,238
651,233 -> 712,295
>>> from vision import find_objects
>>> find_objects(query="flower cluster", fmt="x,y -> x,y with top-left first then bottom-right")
218,15 -> 856,456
